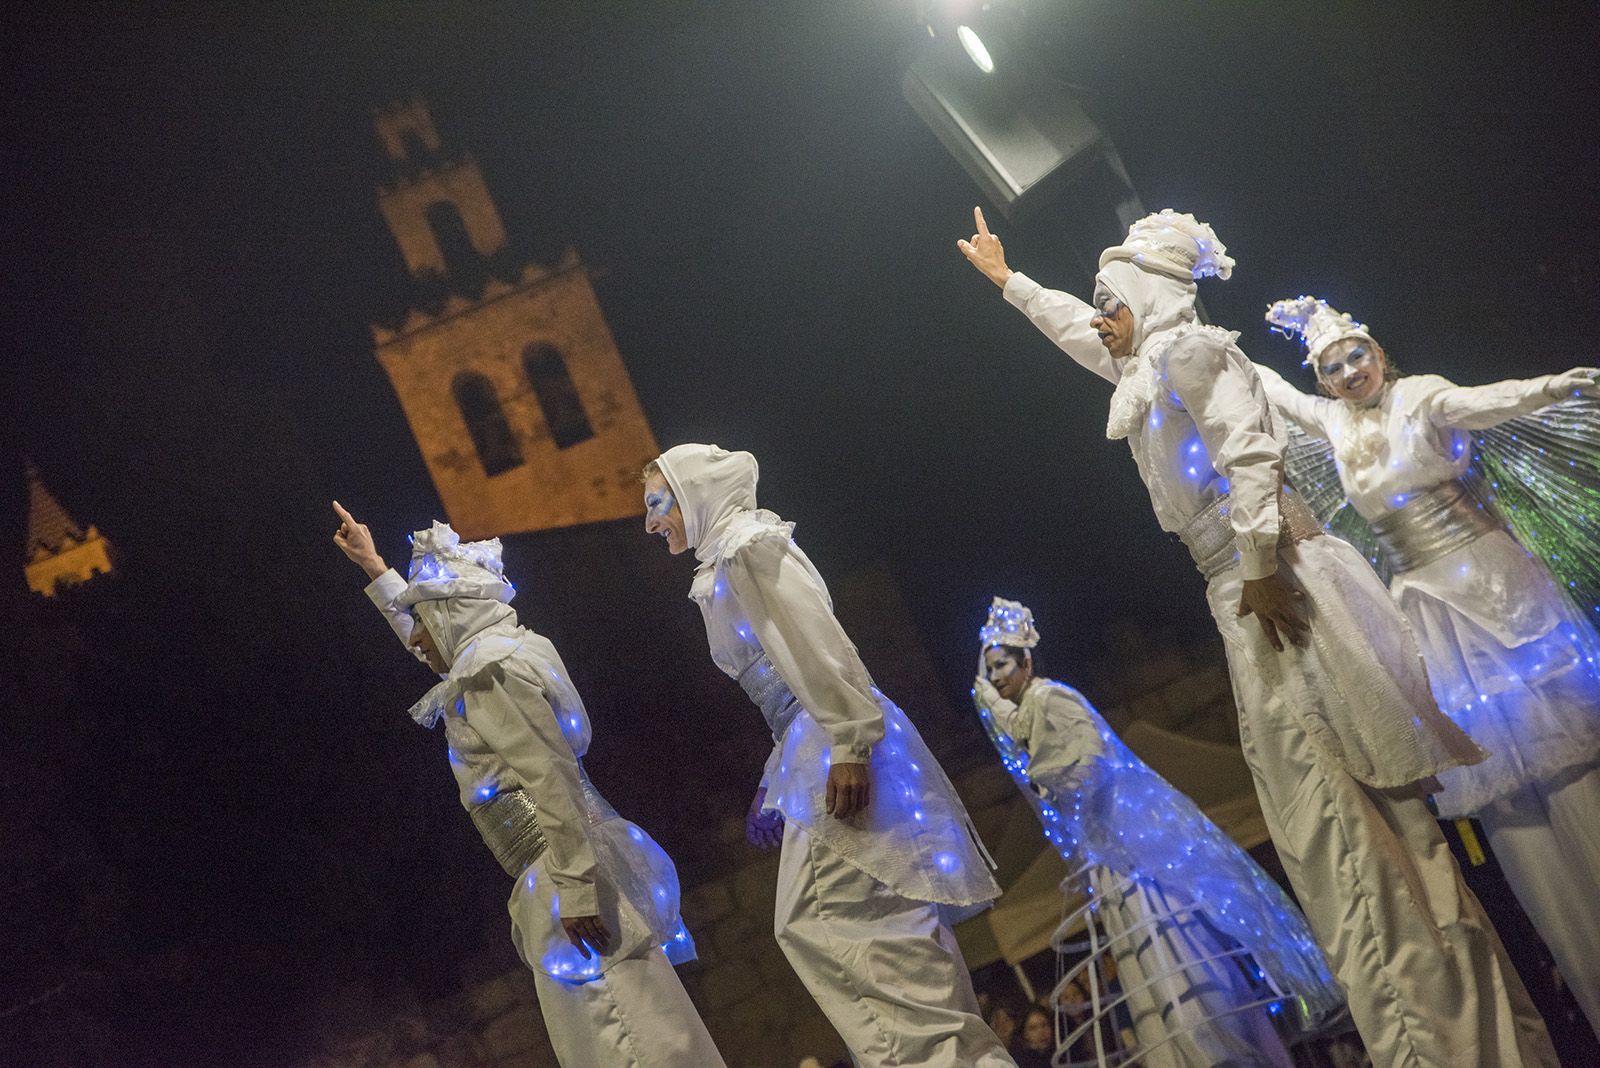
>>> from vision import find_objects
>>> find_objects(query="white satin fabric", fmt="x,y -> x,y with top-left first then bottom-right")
1256,365 -> 1600,811
366,571 -> 696,984
998,272 -> 1555,1064
530,942 -> 728,1068
774,821 -> 1014,1068
1005,271 -> 1284,581
1233,597 -> 1558,1068
656,447 -> 999,909
1257,365 -> 1600,1037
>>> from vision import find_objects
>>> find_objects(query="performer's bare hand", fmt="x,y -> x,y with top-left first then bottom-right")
561,914 -> 613,959
956,206 -> 1013,288
826,762 -> 872,820
746,787 -> 785,849
1238,572 -> 1309,653
1546,367 -> 1600,399
332,501 -> 388,580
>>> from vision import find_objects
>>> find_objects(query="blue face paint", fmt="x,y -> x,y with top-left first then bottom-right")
644,488 -> 676,523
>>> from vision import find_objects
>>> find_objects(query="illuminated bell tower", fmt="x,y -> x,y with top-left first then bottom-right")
369,98 -> 659,538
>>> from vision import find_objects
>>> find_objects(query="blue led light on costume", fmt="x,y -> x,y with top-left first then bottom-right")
974,674 -> 1342,1030
934,852 -> 960,873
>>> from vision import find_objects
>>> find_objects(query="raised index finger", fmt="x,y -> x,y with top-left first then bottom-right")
332,500 -> 355,524
974,205 -> 992,239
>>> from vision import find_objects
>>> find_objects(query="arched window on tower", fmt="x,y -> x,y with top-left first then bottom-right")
523,344 -> 595,449
452,372 -> 523,476
401,130 -> 431,164
426,201 -> 487,295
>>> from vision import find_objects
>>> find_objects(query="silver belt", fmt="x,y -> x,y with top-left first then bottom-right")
1180,488 -> 1323,580
1370,479 -> 1500,573
737,652 -> 802,741
470,788 -> 548,877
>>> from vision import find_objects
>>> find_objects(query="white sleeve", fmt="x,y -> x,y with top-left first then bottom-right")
1253,361 -> 1332,440
363,568 -> 414,646
463,662 -> 600,917
1421,374 -> 1562,430
1167,338 -> 1285,580
1025,687 -> 1106,794
726,537 -> 886,767
1003,272 -> 1121,385
974,686 -> 1026,739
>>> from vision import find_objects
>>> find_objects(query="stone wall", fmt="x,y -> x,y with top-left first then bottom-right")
291,658 -> 1246,1068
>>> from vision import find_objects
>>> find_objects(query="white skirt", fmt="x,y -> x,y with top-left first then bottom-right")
1391,529 -> 1600,816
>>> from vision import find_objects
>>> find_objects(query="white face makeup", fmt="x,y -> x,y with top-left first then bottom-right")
984,645 -> 1033,703
1317,337 -> 1386,405
642,472 -> 689,555
1089,284 -> 1135,359
408,613 -> 449,672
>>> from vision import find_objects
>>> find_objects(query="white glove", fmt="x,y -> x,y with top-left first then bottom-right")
1545,367 -> 1600,399
974,676 -> 1002,709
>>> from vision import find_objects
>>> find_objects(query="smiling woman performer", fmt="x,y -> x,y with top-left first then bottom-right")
642,445 -> 1013,1068
974,598 -> 1338,1068
1256,297 -> 1600,1037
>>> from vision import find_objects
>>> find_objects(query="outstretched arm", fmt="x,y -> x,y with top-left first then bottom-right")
1252,362 -> 1331,440
957,206 -> 1119,384
333,500 -> 415,647
1425,367 -> 1600,430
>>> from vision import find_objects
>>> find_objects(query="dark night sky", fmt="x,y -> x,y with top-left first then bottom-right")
6,2 -> 1599,1063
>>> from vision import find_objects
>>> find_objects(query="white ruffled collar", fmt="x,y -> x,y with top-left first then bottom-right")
1105,323 -> 1239,440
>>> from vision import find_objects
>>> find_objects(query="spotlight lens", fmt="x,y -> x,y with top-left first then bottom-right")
957,25 -> 994,74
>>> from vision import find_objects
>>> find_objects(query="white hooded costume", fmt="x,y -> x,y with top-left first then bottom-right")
652,444 -> 1013,1068
995,211 -> 1556,1068
364,522 -> 726,1068
1256,296 -> 1600,1037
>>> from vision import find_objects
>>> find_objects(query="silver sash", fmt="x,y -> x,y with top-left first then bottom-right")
1369,479 -> 1500,574
1180,488 -> 1324,581
738,652 -> 802,741
469,788 -> 548,877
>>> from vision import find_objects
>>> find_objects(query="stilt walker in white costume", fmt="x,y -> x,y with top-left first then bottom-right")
957,207 -> 1558,1067
973,597 -> 1341,1068
332,504 -> 727,1068
1255,296 -> 1600,1037
640,446 -> 1015,1068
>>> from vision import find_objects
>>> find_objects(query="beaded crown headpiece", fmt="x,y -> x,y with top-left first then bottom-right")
980,596 -> 1040,650
1266,295 -> 1376,368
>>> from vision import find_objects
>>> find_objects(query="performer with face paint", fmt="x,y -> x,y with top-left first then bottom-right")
958,208 -> 1557,1067
331,503 -> 726,1068
641,447 -> 1014,1068
974,598 -> 1338,1068
1255,297 -> 1600,1037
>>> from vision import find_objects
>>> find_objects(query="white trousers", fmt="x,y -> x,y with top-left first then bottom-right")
530,943 -> 727,1068
1239,684 -> 1557,1068
1478,762 -> 1600,1039
774,821 -> 1015,1068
